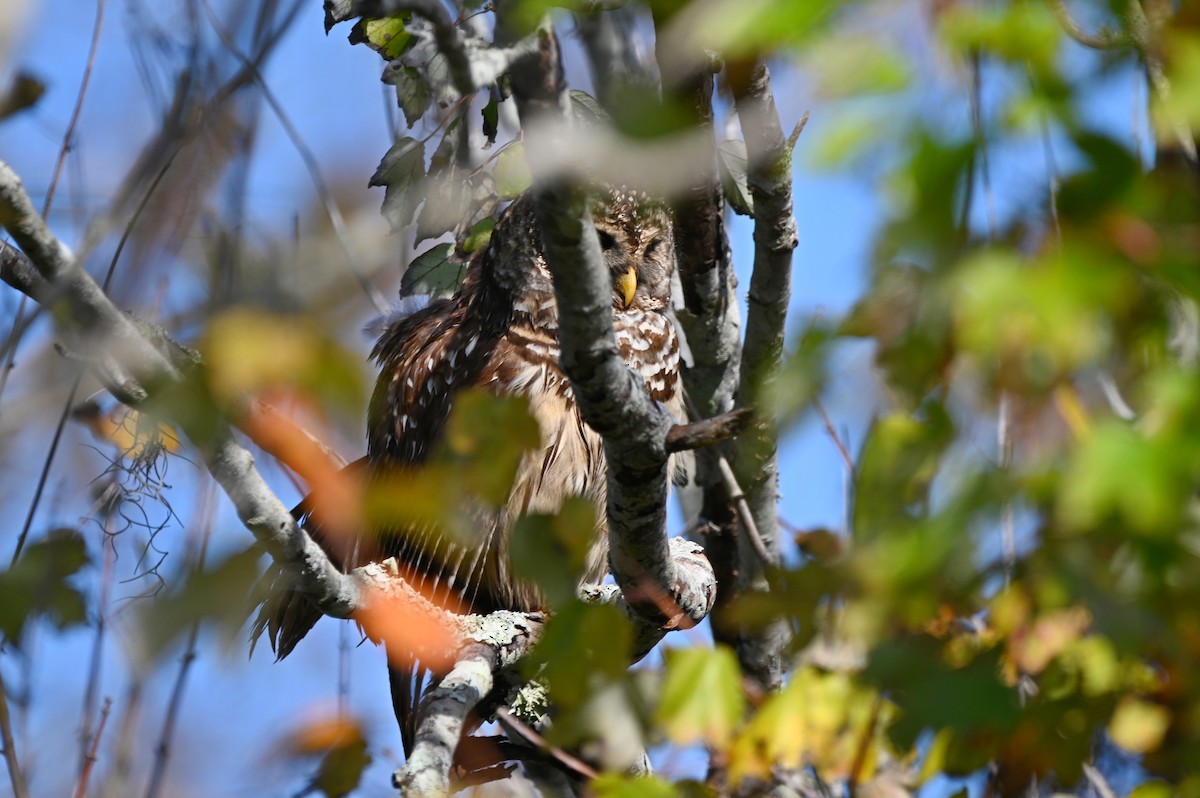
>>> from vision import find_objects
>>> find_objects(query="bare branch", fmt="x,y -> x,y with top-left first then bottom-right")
0,666 -> 29,798
0,157 -> 362,621
393,644 -> 497,797
1046,0 -> 1132,49
73,697 -> 111,798
664,407 -> 752,453
728,59 -> 800,690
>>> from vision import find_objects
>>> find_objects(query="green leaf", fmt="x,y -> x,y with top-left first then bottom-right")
592,774 -> 703,798
1057,421 -> 1186,536
137,546 -> 264,663
481,94 -> 499,146
657,646 -> 745,750
864,639 -> 1019,749
350,15 -> 413,60
369,137 -> 425,230
510,498 -> 600,608
729,666 -> 893,784
323,0 -> 355,32
285,718 -> 371,798
442,389 -> 541,504
0,528 -> 88,643
461,218 -> 495,253
530,600 -> 633,709
1057,133 -> 1140,221
852,404 -> 954,542
382,64 -> 431,128
0,72 -> 46,121
1109,697 -> 1171,754
311,735 -> 371,798
804,35 -> 910,97
938,3 -> 1061,76
569,89 -> 610,125
717,140 -> 754,217
494,143 -> 532,198
400,243 -> 466,299
202,308 -> 366,415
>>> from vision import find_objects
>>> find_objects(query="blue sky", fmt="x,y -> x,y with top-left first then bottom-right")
0,0 -> 1146,794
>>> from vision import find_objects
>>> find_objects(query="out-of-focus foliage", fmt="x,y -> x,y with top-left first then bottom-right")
283,716 -> 372,798
8,0 -> 1200,795
0,529 -> 88,643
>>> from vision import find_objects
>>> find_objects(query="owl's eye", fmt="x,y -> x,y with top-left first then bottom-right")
644,238 -> 664,257
597,230 -> 619,252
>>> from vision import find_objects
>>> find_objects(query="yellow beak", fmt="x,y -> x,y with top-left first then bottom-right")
616,266 -> 637,309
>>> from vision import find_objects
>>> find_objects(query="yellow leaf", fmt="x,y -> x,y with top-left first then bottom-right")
1109,697 -> 1170,754
1009,606 -> 1091,674
657,646 -> 744,750
729,667 -> 893,785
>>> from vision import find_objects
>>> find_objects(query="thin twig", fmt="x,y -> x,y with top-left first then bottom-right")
716,454 -> 772,567
200,0 -> 389,314
813,397 -> 854,475
494,707 -> 598,781
11,373 -> 83,566
73,697 -> 112,798
0,0 -> 107,411
143,481 -> 216,798
1045,0 -> 1131,49
76,508 -> 115,789
664,407 -> 752,453
0,666 -> 29,798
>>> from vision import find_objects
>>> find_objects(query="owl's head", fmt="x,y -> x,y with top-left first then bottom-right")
591,187 -> 674,314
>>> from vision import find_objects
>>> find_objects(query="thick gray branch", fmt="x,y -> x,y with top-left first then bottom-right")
393,645 -> 497,797
500,19 -> 715,629
650,9 -> 747,678
728,60 -> 799,690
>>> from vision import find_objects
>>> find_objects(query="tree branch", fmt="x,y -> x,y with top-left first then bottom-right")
500,19 -> 716,629
393,644 -> 497,796
0,158 -> 362,620
665,407 -> 752,454
727,59 -> 800,690
0,666 -> 29,798
335,0 -> 542,98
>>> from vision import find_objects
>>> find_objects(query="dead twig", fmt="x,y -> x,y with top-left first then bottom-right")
73,697 -> 112,798
665,407 -> 753,453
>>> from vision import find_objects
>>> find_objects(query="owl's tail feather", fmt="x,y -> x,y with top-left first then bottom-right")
389,654 -> 432,757
249,458 -> 371,660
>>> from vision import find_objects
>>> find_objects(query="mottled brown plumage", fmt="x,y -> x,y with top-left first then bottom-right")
253,187 -> 681,752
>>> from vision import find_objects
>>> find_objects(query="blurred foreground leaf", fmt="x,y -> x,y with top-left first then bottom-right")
137,546 -> 263,663
657,646 -> 745,750
0,529 -> 88,643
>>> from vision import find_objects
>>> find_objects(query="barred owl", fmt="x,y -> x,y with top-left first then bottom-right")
254,187 -> 681,751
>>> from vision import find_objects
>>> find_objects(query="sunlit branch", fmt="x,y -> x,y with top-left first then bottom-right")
393,644 -> 497,796
501,18 -> 717,629
729,59 -> 801,690
0,158 -> 362,621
